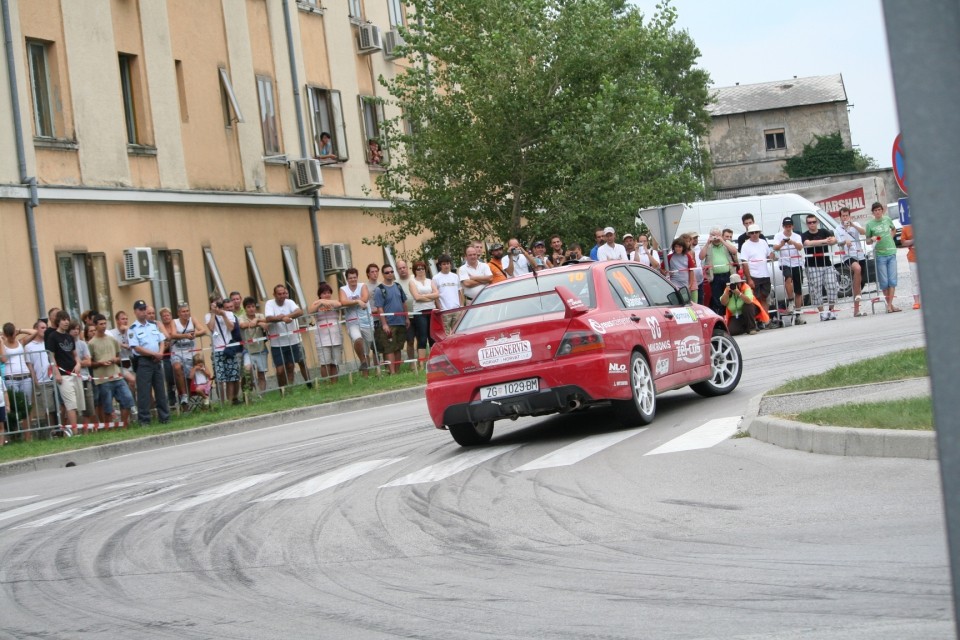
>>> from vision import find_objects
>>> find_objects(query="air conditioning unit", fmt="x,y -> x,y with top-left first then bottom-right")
358,24 -> 383,53
322,243 -> 352,272
123,247 -> 154,280
383,28 -> 405,59
291,158 -> 323,192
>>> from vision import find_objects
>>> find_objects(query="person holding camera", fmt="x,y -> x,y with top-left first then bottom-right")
562,243 -> 584,265
701,226 -> 739,316
206,293 -> 242,404
719,274 -> 769,336
503,238 -> 535,277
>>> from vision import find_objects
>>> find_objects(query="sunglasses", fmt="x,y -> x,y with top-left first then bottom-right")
807,221 -> 818,225
382,270 -> 394,275
415,266 -> 426,271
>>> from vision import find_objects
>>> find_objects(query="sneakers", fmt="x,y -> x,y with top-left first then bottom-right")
794,314 -> 806,325
180,394 -> 189,407
828,311 -> 838,321
820,312 -> 830,322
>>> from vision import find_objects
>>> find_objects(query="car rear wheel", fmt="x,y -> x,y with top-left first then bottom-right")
448,420 -> 494,447
690,330 -> 742,397
613,351 -> 656,427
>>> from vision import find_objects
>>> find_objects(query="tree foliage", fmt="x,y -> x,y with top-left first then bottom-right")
368,0 -> 712,257
784,132 -> 878,179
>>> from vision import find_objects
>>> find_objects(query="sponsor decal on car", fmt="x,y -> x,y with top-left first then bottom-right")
671,308 -> 700,324
566,297 -> 584,309
648,340 -> 671,353
478,332 -> 532,367
624,295 -> 648,308
588,317 -> 631,334
614,380 -> 629,387
655,357 -> 670,376
675,336 -> 703,364
608,362 -> 627,374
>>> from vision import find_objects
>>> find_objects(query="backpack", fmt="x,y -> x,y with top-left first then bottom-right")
378,283 -> 407,305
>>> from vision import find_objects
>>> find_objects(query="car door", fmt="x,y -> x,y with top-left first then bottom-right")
603,265 -> 677,380
626,265 -> 706,376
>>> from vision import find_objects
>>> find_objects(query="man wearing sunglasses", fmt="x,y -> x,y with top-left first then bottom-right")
801,216 -> 839,321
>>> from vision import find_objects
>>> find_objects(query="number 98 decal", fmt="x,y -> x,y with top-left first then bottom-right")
645,316 -> 662,339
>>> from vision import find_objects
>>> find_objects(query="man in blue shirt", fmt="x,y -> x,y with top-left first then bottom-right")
128,299 -> 170,425
373,265 -> 410,374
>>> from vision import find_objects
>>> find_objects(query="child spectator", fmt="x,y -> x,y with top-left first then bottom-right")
189,354 -> 212,408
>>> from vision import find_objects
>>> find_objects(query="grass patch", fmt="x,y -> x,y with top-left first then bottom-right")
784,396 -> 933,431
0,370 -> 424,464
769,348 -> 927,395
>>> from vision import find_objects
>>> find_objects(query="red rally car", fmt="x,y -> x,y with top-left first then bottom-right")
425,260 -> 743,446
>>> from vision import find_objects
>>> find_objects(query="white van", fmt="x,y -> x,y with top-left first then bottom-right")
637,193 -> 874,301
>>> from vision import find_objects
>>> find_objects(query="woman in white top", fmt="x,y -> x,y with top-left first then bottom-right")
635,234 -> 660,269
408,261 -> 440,363
2,322 -> 36,420
308,282 -> 343,382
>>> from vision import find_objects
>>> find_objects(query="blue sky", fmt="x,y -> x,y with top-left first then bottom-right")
630,0 -> 899,167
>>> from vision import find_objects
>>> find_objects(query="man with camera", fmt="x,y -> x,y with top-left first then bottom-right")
719,274 -> 769,336
562,243 -> 584,265
501,238 -> 535,277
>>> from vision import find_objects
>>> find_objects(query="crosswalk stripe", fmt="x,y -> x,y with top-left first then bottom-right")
15,485 -> 186,529
253,458 -> 405,502
0,496 -> 39,503
381,445 -> 520,488
511,427 -> 647,472
125,473 -> 286,516
0,497 -> 73,524
644,416 -> 742,456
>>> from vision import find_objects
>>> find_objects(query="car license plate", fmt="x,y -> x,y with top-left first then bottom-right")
480,378 -> 539,401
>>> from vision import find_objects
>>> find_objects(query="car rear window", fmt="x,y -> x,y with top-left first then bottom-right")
457,269 -> 596,331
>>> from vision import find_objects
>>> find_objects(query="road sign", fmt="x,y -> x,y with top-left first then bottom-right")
899,197 -> 910,225
892,133 -> 907,195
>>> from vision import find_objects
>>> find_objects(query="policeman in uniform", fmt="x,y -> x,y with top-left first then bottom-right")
128,299 -> 170,425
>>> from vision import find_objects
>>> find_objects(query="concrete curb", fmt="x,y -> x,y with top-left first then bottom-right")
0,386 -> 426,478
742,389 -> 937,460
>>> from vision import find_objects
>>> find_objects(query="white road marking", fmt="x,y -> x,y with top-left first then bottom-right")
254,458 -> 405,502
15,485 -> 186,529
0,496 -> 39,503
0,497 -> 73,523
511,427 -> 647,472
381,445 -> 520,487
644,416 -> 742,456
125,473 -> 286,516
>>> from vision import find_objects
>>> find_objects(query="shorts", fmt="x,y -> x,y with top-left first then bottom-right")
346,321 -> 375,346
316,344 -> 343,366
34,380 -> 56,413
213,351 -> 242,382
876,253 -> 898,290
382,324 -> 408,355
58,375 -> 85,413
780,265 -> 803,286
170,346 -> 194,368
271,344 -> 304,368
190,380 -> 211,396
246,350 -> 268,373
96,379 -> 134,414
4,375 -> 33,408
751,277 -> 771,300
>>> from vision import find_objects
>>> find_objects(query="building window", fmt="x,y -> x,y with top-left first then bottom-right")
203,247 -> 226,299
765,128 -> 786,151
219,67 -> 244,127
245,247 -> 267,301
308,87 -> 347,160
151,250 -> 188,311
348,0 -> 363,21
175,59 -> 189,123
387,0 -> 404,27
118,54 -> 140,144
256,75 -> 280,154
57,252 -> 111,321
359,96 -> 387,164
281,245 -> 307,308
27,40 -> 55,138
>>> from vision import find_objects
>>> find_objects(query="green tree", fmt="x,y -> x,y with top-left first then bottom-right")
368,0 -> 711,257
784,132 -> 878,178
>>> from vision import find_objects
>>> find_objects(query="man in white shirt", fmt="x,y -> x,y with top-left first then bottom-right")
597,226 -> 628,261
434,254 -> 464,334
503,238 -> 534,277
740,224 -> 774,318
264,284 -> 309,389
458,245 -> 493,303
772,217 -> 806,316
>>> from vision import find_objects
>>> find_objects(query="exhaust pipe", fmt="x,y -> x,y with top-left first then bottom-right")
566,397 -> 582,411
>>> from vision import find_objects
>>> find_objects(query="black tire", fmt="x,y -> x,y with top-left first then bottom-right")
613,351 -> 656,427
835,263 -> 853,298
690,330 -> 743,397
448,420 -> 494,447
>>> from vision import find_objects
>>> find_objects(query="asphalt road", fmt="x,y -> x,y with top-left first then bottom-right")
0,279 -> 950,639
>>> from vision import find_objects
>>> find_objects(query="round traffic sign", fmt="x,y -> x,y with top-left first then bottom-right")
892,133 -> 907,195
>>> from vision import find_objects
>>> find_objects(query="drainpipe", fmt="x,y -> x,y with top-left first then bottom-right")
280,0 -> 325,283
2,0 -> 45,319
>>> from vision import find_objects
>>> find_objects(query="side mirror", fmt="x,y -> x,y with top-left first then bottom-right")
667,286 -> 691,306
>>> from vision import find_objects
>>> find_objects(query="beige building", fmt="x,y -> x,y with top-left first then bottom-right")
0,0 -> 415,327
704,74 -> 853,190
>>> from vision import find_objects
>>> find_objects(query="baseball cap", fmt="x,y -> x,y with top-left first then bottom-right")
603,226 -> 615,235
782,217 -> 793,226
622,232 -> 634,240
729,273 -> 743,284
490,243 -> 504,251
533,240 -> 545,247
133,299 -> 147,310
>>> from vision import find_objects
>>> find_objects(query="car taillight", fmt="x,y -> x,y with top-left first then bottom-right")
555,330 -> 604,358
426,354 -> 460,379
